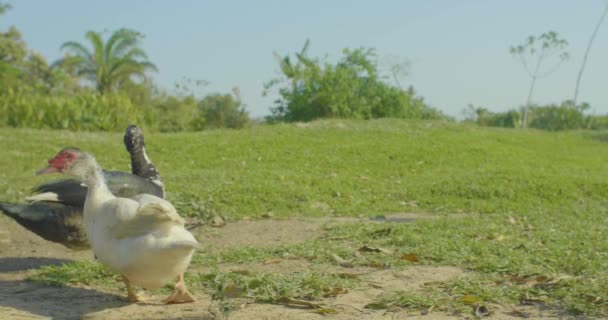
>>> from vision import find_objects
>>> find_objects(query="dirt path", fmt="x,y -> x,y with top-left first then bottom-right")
0,214 -> 564,320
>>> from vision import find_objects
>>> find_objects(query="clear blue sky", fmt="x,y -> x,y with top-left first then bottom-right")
3,0 -> 608,118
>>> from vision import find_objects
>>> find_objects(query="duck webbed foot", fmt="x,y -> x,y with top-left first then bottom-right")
122,275 -> 146,303
162,273 -> 195,304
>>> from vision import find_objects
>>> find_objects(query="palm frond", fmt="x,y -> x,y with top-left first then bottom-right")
60,41 -> 94,63
115,47 -> 149,61
109,59 -> 144,75
111,30 -> 142,58
85,31 -> 105,66
109,48 -> 157,75
105,29 -> 140,62
112,66 -> 147,85
139,61 -> 158,72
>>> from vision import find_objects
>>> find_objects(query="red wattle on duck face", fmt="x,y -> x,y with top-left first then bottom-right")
35,150 -> 75,175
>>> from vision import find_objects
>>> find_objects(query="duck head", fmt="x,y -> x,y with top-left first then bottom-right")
124,125 -> 145,154
36,148 -> 97,180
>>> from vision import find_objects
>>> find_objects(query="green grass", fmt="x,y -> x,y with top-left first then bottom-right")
5,119 -> 608,316
193,269 -> 358,302
2,119 -> 608,218
30,260 -> 119,286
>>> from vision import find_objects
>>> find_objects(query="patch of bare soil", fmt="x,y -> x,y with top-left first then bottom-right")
0,214 -> 567,320
193,213 -> 439,252
193,216 -> 358,251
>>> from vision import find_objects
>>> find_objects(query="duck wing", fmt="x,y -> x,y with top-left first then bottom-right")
28,179 -> 87,207
105,194 -> 186,240
28,171 -> 164,206
0,201 -> 89,249
104,172 -> 165,199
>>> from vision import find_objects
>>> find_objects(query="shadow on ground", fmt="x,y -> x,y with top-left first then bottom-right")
0,257 -> 74,272
0,280 -> 128,320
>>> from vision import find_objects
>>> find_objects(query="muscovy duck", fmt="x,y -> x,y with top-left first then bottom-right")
37,148 -> 197,304
0,125 -> 164,249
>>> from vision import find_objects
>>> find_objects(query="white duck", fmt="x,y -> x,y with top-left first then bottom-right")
36,147 -> 198,304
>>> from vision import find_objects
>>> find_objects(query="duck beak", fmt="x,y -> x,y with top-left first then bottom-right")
35,165 -> 59,175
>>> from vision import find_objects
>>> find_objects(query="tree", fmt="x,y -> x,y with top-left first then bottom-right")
573,1 -> 608,106
58,29 -> 157,94
510,31 -> 569,128
0,3 -> 78,94
0,1 -> 10,16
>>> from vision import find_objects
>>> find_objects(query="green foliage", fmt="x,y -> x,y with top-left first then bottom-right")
509,31 -> 569,61
59,29 -> 157,94
0,1 -> 10,16
150,94 -> 201,132
265,42 -> 444,122
0,5 -> 81,95
0,80 -> 252,132
464,105 -> 521,128
465,100 -> 592,131
0,25 -> 26,64
528,100 -> 589,131
197,90 -> 249,130
0,91 -> 151,131
587,114 -> 608,130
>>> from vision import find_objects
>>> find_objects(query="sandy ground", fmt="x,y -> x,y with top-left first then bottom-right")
0,214 -> 572,320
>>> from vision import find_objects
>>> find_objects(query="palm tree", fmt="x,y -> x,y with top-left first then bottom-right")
58,29 -> 157,94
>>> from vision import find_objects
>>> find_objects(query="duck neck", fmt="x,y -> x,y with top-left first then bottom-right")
82,164 -> 114,212
131,146 -> 165,195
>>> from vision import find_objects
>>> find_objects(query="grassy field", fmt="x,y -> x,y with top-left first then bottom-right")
2,119 -> 608,317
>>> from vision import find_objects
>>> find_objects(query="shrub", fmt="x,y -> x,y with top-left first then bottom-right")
528,100 -> 589,131
150,95 -> 201,132
197,92 -> 249,129
465,100 -> 592,131
265,44 -> 444,122
0,90 -> 150,131
587,114 -> 608,130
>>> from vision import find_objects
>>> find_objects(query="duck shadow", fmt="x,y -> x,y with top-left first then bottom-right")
0,257 -> 74,272
0,279 -> 129,319
0,257 -> 214,319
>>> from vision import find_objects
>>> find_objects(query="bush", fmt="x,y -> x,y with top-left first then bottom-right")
528,100 -> 588,131
265,44 -> 444,122
197,92 -> 249,129
0,90 -> 151,131
150,95 -> 201,132
465,100 -> 593,131
464,105 -> 521,128
0,87 -> 253,132
587,114 -> 608,130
